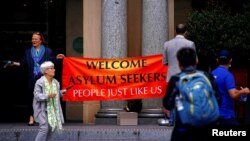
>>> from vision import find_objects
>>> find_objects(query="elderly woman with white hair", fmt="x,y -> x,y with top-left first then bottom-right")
33,61 -> 66,141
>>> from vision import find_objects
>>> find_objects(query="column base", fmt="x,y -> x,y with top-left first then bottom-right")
138,108 -> 165,125
95,108 -> 124,125
95,108 -> 165,125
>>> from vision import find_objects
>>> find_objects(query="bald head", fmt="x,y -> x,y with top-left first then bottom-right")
176,24 -> 187,34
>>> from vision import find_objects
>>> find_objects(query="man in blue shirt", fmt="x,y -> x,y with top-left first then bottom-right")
211,50 -> 250,126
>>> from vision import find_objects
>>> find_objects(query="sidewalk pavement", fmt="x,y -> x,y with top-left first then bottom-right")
0,122 -> 173,141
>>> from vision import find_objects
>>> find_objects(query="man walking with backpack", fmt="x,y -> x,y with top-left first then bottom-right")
162,47 -> 220,141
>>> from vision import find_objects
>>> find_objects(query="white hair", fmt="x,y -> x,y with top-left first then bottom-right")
40,61 -> 54,74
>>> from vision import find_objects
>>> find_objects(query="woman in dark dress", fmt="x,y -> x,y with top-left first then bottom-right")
8,32 -> 64,125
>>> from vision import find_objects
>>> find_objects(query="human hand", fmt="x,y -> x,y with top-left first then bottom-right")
3,60 -> 13,68
48,93 -> 56,98
61,89 -> 67,94
240,87 -> 250,94
244,87 -> 250,94
3,61 -> 20,68
56,54 -> 65,59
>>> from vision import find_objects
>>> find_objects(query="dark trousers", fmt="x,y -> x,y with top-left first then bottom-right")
219,117 -> 240,126
27,87 -> 34,117
171,123 -> 217,141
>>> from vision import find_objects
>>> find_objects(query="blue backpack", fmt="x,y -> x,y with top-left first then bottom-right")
175,71 -> 219,127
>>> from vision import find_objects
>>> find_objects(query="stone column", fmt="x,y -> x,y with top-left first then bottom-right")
140,0 -> 168,124
95,0 -> 127,124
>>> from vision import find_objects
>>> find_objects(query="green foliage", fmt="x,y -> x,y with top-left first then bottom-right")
187,2 -> 250,68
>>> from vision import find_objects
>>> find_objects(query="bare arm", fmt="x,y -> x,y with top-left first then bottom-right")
228,87 -> 250,99
3,61 -> 20,68
12,61 -> 21,66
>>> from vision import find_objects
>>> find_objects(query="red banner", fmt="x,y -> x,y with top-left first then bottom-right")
62,54 -> 168,101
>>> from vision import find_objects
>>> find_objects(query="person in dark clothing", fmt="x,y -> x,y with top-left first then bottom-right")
6,32 -> 64,126
162,47 -> 220,141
